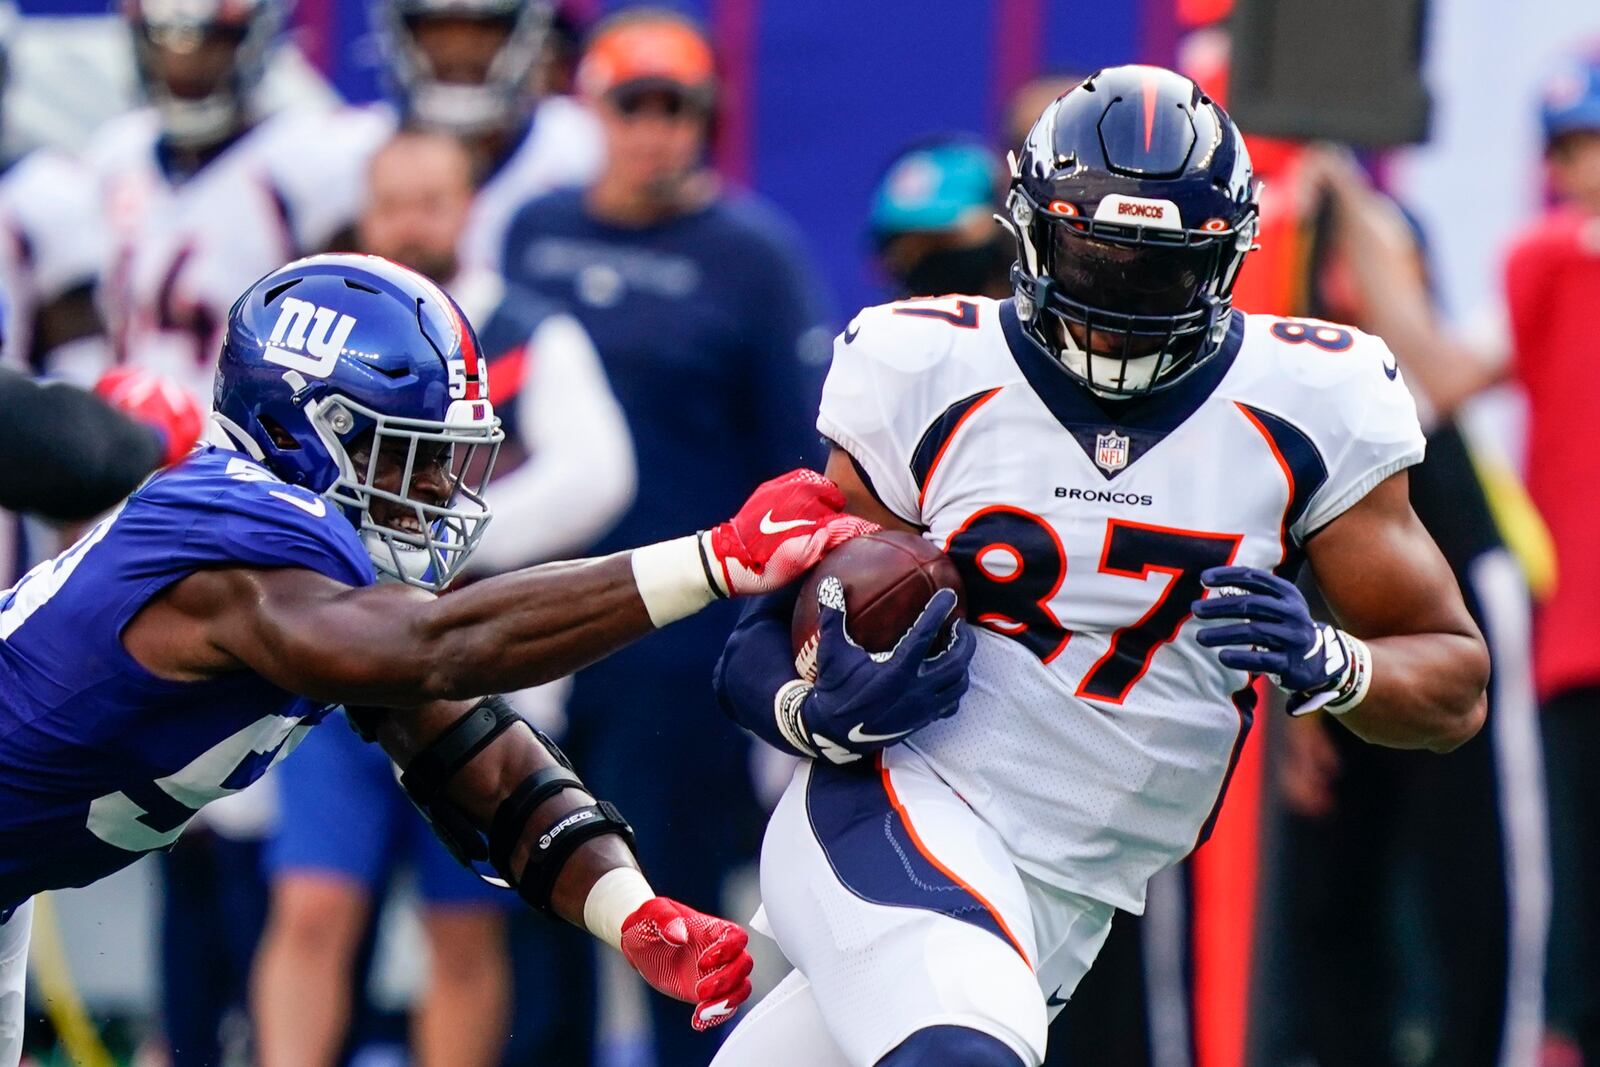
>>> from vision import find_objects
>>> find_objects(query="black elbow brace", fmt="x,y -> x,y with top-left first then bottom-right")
396,695 -> 636,917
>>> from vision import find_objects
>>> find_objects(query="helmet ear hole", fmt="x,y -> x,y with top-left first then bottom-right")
257,415 -> 299,451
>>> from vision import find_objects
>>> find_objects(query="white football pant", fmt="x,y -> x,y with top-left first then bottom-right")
713,755 -> 1113,1066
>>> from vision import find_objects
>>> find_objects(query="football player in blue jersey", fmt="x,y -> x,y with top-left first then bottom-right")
0,252 -> 871,1064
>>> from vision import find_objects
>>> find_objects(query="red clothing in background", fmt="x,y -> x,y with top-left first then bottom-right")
1506,207 -> 1600,699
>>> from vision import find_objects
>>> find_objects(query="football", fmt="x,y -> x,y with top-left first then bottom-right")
791,530 -> 966,682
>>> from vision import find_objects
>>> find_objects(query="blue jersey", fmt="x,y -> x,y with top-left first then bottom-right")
0,445 -> 374,913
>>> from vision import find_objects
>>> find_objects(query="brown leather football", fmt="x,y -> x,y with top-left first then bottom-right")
791,530 -> 966,682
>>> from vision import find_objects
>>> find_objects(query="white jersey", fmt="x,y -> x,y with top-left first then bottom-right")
0,149 -> 104,377
818,296 -> 1425,912
85,105 -> 391,402
460,95 -> 602,274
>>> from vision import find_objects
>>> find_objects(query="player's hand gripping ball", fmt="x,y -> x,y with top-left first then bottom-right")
782,531 -> 974,765
620,896 -> 754,1031
706,469 -> 879,597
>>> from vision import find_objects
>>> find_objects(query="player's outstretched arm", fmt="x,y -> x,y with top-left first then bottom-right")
1195,472 -> 1488,753
131,469 -> 870,707
346,697 -> 752,1030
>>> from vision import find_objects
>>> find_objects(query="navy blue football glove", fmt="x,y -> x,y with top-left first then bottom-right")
1192,566 -> 1371,715
776,577 -> 975,765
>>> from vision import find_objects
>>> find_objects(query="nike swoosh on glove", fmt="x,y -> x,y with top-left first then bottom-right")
94,367 -> 203,468
1192,565 -> 1366,715
782,580 -> 975,764
620,897 -> 754,1031
705,469 -> 878,596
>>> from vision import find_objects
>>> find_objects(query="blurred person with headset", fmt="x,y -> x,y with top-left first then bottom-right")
252,127 -> 634,1067
501,8 -> 833,1061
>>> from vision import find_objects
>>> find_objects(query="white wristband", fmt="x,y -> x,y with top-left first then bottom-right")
1325,633 -> 1374,715
583,866 -> 656,951
630,534 -> 718,628
774,679 -> 817,757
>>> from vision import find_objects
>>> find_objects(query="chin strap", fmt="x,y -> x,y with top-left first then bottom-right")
390,695 -> 637,916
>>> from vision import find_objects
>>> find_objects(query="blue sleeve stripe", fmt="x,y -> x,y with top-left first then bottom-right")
909,388 -> 1002,507
1234,402 -> 1328,547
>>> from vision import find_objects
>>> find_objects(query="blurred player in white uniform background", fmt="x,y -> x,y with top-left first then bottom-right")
88,0 -> 389,403
711,66 -> 1490,1067
376,0 -> 602,274
0,1 -> 109,589
252,127 -> 633,1067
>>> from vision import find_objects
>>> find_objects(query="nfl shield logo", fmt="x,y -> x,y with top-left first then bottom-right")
1094,431 -> 1129,474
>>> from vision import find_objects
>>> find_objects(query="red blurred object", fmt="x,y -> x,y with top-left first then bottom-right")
1179,0 -> 1233,28
791,530 -> 965,679
94,367 -> 203,468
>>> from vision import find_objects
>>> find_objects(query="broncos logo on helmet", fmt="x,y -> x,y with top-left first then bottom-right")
213,253 -> 504,591
1002,64 -> 1260,398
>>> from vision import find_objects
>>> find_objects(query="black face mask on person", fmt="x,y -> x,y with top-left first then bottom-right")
898,232 -> 1016,299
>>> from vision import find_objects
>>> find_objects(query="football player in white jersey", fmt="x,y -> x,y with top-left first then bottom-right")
87,0 -> 390,402
710,65 -> 1490,1067
0,3 -> 106,383
377,0 -> 603,273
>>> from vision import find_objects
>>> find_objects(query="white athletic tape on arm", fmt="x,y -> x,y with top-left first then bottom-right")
630,535 -> 718,627
584,866 -> 656,951
1325,633 -> 1374,715
774,679 -> 817,758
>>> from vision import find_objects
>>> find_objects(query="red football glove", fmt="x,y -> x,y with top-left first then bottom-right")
94,367 -> 203,468
620,897 -> 754,1031
707,469 -> 878,596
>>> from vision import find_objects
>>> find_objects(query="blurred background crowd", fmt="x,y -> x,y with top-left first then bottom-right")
1,0 -> 1599,1066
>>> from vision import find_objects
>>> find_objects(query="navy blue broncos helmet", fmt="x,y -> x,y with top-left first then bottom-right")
214,254 -> 503,591
1004,64 -> 1259,397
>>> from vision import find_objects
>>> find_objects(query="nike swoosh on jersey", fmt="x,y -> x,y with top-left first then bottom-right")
846,723 -> 913,744
843,319 -> 861,344
1382,357 -> 1399,380
269,490 -> 327,518
1046,986 -> 1069,1008
759,511 -> 816,535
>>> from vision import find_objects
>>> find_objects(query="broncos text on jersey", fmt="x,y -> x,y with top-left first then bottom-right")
0,445 -> 374,917
818,295 -> 1424,912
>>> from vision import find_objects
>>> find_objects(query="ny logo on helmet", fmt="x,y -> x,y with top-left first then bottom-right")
264,297 -> 358,379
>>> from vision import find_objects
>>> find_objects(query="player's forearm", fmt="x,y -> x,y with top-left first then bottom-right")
416,539 -> 717,700
1332,631 -> 1489,752
359,700 -> 650,935
714,591 -> 814,758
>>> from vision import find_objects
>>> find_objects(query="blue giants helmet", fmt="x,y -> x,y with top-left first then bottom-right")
213,254 -> 503,591
1003,64 -> 1259,397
